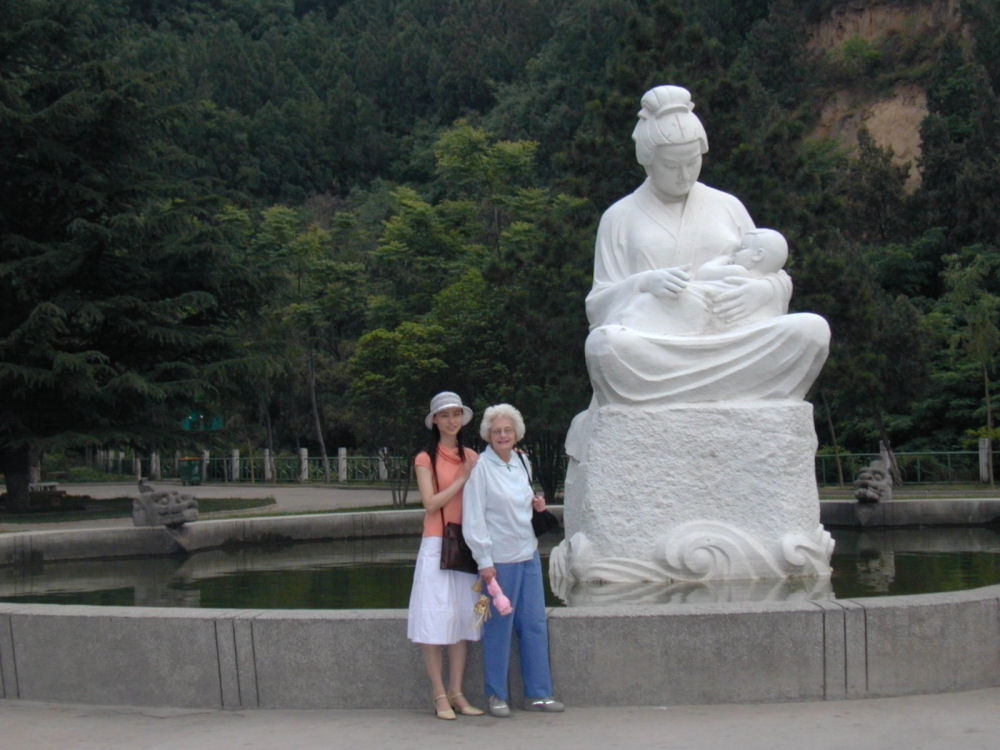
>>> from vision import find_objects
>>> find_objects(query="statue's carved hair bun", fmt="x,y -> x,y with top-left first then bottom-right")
638,85 -> 694,120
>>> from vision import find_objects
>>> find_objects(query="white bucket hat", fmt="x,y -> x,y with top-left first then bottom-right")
424,391 -> 474,429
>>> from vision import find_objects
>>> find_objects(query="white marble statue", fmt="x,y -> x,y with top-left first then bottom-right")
550,85 -> 834,592
620,227 -> 790,336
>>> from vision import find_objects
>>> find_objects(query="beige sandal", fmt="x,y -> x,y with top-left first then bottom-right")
433,694 -> 456,720
448,692 -> 484,716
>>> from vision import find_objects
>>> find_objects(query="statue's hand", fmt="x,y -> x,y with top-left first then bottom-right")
638,265 -> 691,298
712,277 -> 772,323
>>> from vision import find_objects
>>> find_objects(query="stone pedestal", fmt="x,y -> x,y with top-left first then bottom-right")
550,401 -> 833,584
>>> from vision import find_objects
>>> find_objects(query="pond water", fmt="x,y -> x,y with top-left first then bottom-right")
2,527 -> 1000,609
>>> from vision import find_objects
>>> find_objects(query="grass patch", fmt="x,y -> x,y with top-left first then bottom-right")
196,497 -> 277,512
177,504 -> 418,521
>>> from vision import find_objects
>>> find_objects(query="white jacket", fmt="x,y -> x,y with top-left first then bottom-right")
462,445 -> 537,569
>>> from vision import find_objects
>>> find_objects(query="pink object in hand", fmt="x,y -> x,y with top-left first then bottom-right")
487,578 -> 513,615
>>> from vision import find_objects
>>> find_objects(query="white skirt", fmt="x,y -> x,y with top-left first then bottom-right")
407,536 -> 483,645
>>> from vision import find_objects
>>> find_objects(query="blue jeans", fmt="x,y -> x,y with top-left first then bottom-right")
482,552 -> 554,700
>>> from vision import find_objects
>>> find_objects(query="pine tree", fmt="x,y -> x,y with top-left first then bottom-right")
0,1 -> 263,508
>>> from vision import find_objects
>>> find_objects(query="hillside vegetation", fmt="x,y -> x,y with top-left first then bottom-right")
3,0 -> 1000,503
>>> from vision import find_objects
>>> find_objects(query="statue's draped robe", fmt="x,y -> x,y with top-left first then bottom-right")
582,179 -> 830,408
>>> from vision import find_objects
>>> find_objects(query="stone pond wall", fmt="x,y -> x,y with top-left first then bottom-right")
0,511 -> 998,709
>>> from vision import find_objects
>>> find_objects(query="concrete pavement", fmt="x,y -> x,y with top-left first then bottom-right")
1,687 -> 998,749
0,480 -> 401,532
63,480 -> 400,512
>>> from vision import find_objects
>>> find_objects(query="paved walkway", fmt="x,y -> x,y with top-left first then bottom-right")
64,480 -> 399,511
2,482 -> 999,748
0,481 -> 402,532
1,687 -> 998,749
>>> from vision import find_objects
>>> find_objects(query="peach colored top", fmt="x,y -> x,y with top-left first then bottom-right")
415,445 -> 479,537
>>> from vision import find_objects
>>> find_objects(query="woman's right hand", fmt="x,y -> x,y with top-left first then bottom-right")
479,566 -> 497,583
712,276 -> 773,324
638,265 -> 691,298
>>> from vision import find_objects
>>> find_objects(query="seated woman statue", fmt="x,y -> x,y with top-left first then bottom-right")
582,85 -> 829,406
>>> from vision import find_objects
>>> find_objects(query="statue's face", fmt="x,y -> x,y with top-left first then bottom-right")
148,491 -> 198,525
733,240 -> 761,269
646,141 -> 702,202
854,460 -> 891,502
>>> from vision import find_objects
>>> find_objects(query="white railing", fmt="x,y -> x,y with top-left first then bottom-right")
84,447 -> 998,486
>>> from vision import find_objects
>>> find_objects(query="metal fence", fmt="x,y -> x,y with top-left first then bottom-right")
89,449 -> 993,487
172,454 -> 412,484
815,451 -> 989,485
193,455 -> 397,483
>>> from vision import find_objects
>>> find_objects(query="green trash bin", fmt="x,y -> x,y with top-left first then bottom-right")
178,457 -> 202,486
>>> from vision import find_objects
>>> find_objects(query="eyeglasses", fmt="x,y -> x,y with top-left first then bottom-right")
489,427 -> 516,436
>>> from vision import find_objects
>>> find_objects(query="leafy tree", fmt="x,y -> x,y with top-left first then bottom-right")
9,0 -> 1000,477
220,203 -> 368,469
870,228 -> 947,302
741,0 -> 818,108
348,322 -> 450,504
484,190 -> 594,498
0,1 -> 262,507
841,128 -> 911,244
793,232 -> 929,475
365,187 -> 483,330
915,36 -> 1000,250
964,0 -> 1000,94
431,124 -> 594,497
433,121 -> 540,251
933,250 -> 1000,480
487,0 -> 665,195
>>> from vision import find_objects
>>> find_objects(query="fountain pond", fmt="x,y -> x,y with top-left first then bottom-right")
3,526 -> 999,609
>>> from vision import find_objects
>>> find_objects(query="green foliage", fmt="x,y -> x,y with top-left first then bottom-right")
348,322 -> 450,452
0,1 -> 266,508
344,120 -> 594,495
842,129 -> 911,243
838,35 -> 882,77
8,0 -> 1000,480
964,0 -> 1000,93
933,250 -> 1000,438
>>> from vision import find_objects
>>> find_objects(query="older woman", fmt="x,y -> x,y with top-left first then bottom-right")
462,404 -> 563,717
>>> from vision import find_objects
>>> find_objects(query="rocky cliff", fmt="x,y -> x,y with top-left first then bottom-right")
808,0 -> 964,190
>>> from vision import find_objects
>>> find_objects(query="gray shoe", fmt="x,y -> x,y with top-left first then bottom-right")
523,697 -> 564,712
488,695 -> 511,717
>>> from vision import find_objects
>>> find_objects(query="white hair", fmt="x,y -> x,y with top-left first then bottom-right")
479,403 -> 526,442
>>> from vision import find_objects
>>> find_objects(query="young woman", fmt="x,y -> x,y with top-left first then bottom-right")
406,391 -> 484,720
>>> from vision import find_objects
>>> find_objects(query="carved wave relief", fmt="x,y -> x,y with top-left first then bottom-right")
549,521 -> 834,584
549,576 -> 835,607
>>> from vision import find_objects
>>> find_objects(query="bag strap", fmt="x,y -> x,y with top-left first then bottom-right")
515,449 -> 532,483
430,455 -> 447,529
